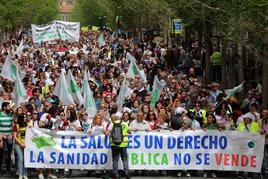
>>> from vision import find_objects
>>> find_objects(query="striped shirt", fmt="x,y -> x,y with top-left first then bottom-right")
0,112 -> 13,135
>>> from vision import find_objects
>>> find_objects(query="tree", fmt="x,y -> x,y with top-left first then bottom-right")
0,0 -> 28,30
71,0 -> 115,27
24,0 -> 58,25
0,0 -> 58,43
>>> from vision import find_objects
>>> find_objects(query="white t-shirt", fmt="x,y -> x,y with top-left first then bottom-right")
40,113 -> 58,130
80,119 -> 92,132
216,115 -> 231,130
192,120 -> 201,130
59,119 -> 81,131
129,119 -> 151,131
89,125 -> 105,135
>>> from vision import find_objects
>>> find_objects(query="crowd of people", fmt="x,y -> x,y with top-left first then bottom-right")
0,29 -> 267,179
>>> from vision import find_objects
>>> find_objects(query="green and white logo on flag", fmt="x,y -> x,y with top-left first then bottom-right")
13,69 -> 28,109
70,80 -> 79,93
132,65 -> 139,76
150,76 -> 165,108
83,70 -> 96,118
67,71 -> 83,106
0,56 -> 25,82
10,64 -> 17,79
150,89 -> 159,106
53,71 -> 74,106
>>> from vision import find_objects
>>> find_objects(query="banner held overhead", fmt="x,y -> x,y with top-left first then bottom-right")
31,20 -> 80,43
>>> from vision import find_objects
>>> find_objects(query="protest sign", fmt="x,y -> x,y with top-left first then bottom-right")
25,128 -> 264,172
31,20 -> 80,43
171,19 -> 182,34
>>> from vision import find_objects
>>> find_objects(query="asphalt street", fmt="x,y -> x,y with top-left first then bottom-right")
0,170 -> 266,179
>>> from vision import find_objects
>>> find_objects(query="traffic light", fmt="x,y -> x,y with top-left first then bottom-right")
98,16 -> 106,30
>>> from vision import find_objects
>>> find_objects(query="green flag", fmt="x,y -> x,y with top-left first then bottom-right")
0,55 -> 25,82
150,76 -> 165,108
53,71 -> 74,106
13,69 -> 28,108
67,70 -> 83,106
83,71 -> 96,118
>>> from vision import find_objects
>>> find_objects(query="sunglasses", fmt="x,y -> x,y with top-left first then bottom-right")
33,112 -> 38,115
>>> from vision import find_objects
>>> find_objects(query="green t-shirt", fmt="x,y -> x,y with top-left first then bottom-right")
203,123 -> 218,130
0,112 -> 13,135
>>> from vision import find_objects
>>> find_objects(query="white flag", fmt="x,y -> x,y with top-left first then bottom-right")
98,33 -> 105,47
13,69 -> 28,108
224,81 -> 245,101
53,71 -> 74,106
16,39 -> 24,59
82,70 -> 89,94
67,70 -> 84,106
150,76 -> 165,108
83,74 -> 96,118
0,55 -> 25,82
126,57 -> 146,81
116,78 -> 129,111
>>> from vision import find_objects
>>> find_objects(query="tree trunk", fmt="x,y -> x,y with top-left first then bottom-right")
0,29 -> 4,45
237,42 -> 244,83
221,40 -> 227,88
262,28 -> 268,108
204,21 -> 212,84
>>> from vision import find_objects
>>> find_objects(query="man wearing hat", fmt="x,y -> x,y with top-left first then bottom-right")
237,113 -> 260,179
237,113 -> 260,134
105,112 -> 130,179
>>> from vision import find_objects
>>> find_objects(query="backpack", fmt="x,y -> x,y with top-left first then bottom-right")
111,121 -> 124,145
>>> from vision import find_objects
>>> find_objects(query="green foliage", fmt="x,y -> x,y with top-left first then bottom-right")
26,0 -> 59,25
0,0 -> 58,30
0,0 -> 28,29
71,0 -> 115,26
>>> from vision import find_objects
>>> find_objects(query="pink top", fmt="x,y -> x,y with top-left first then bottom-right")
262,122 -> 268,144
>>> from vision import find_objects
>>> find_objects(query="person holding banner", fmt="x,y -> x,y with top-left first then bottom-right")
189,101 -> 207,127
237,113 -> 260,179
261,109 -> 268,176
177,116 -> 193,177
129,111 -> 151,132
13,114 -> 28,179
79,111 -> 92,133
202,114 -> 218,178
38,106 -> 58,179
88,114 -> 106,135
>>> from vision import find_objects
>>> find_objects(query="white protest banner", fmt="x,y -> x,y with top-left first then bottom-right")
25,128 -> 264,172
31,20 -> 80,43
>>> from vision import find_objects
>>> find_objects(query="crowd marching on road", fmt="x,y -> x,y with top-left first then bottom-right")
0,29 -> 267,179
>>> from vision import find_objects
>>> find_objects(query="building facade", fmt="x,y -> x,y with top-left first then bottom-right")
58,0 -> 75,22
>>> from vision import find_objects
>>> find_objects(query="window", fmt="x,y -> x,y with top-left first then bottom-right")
66,1 -> 73,5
